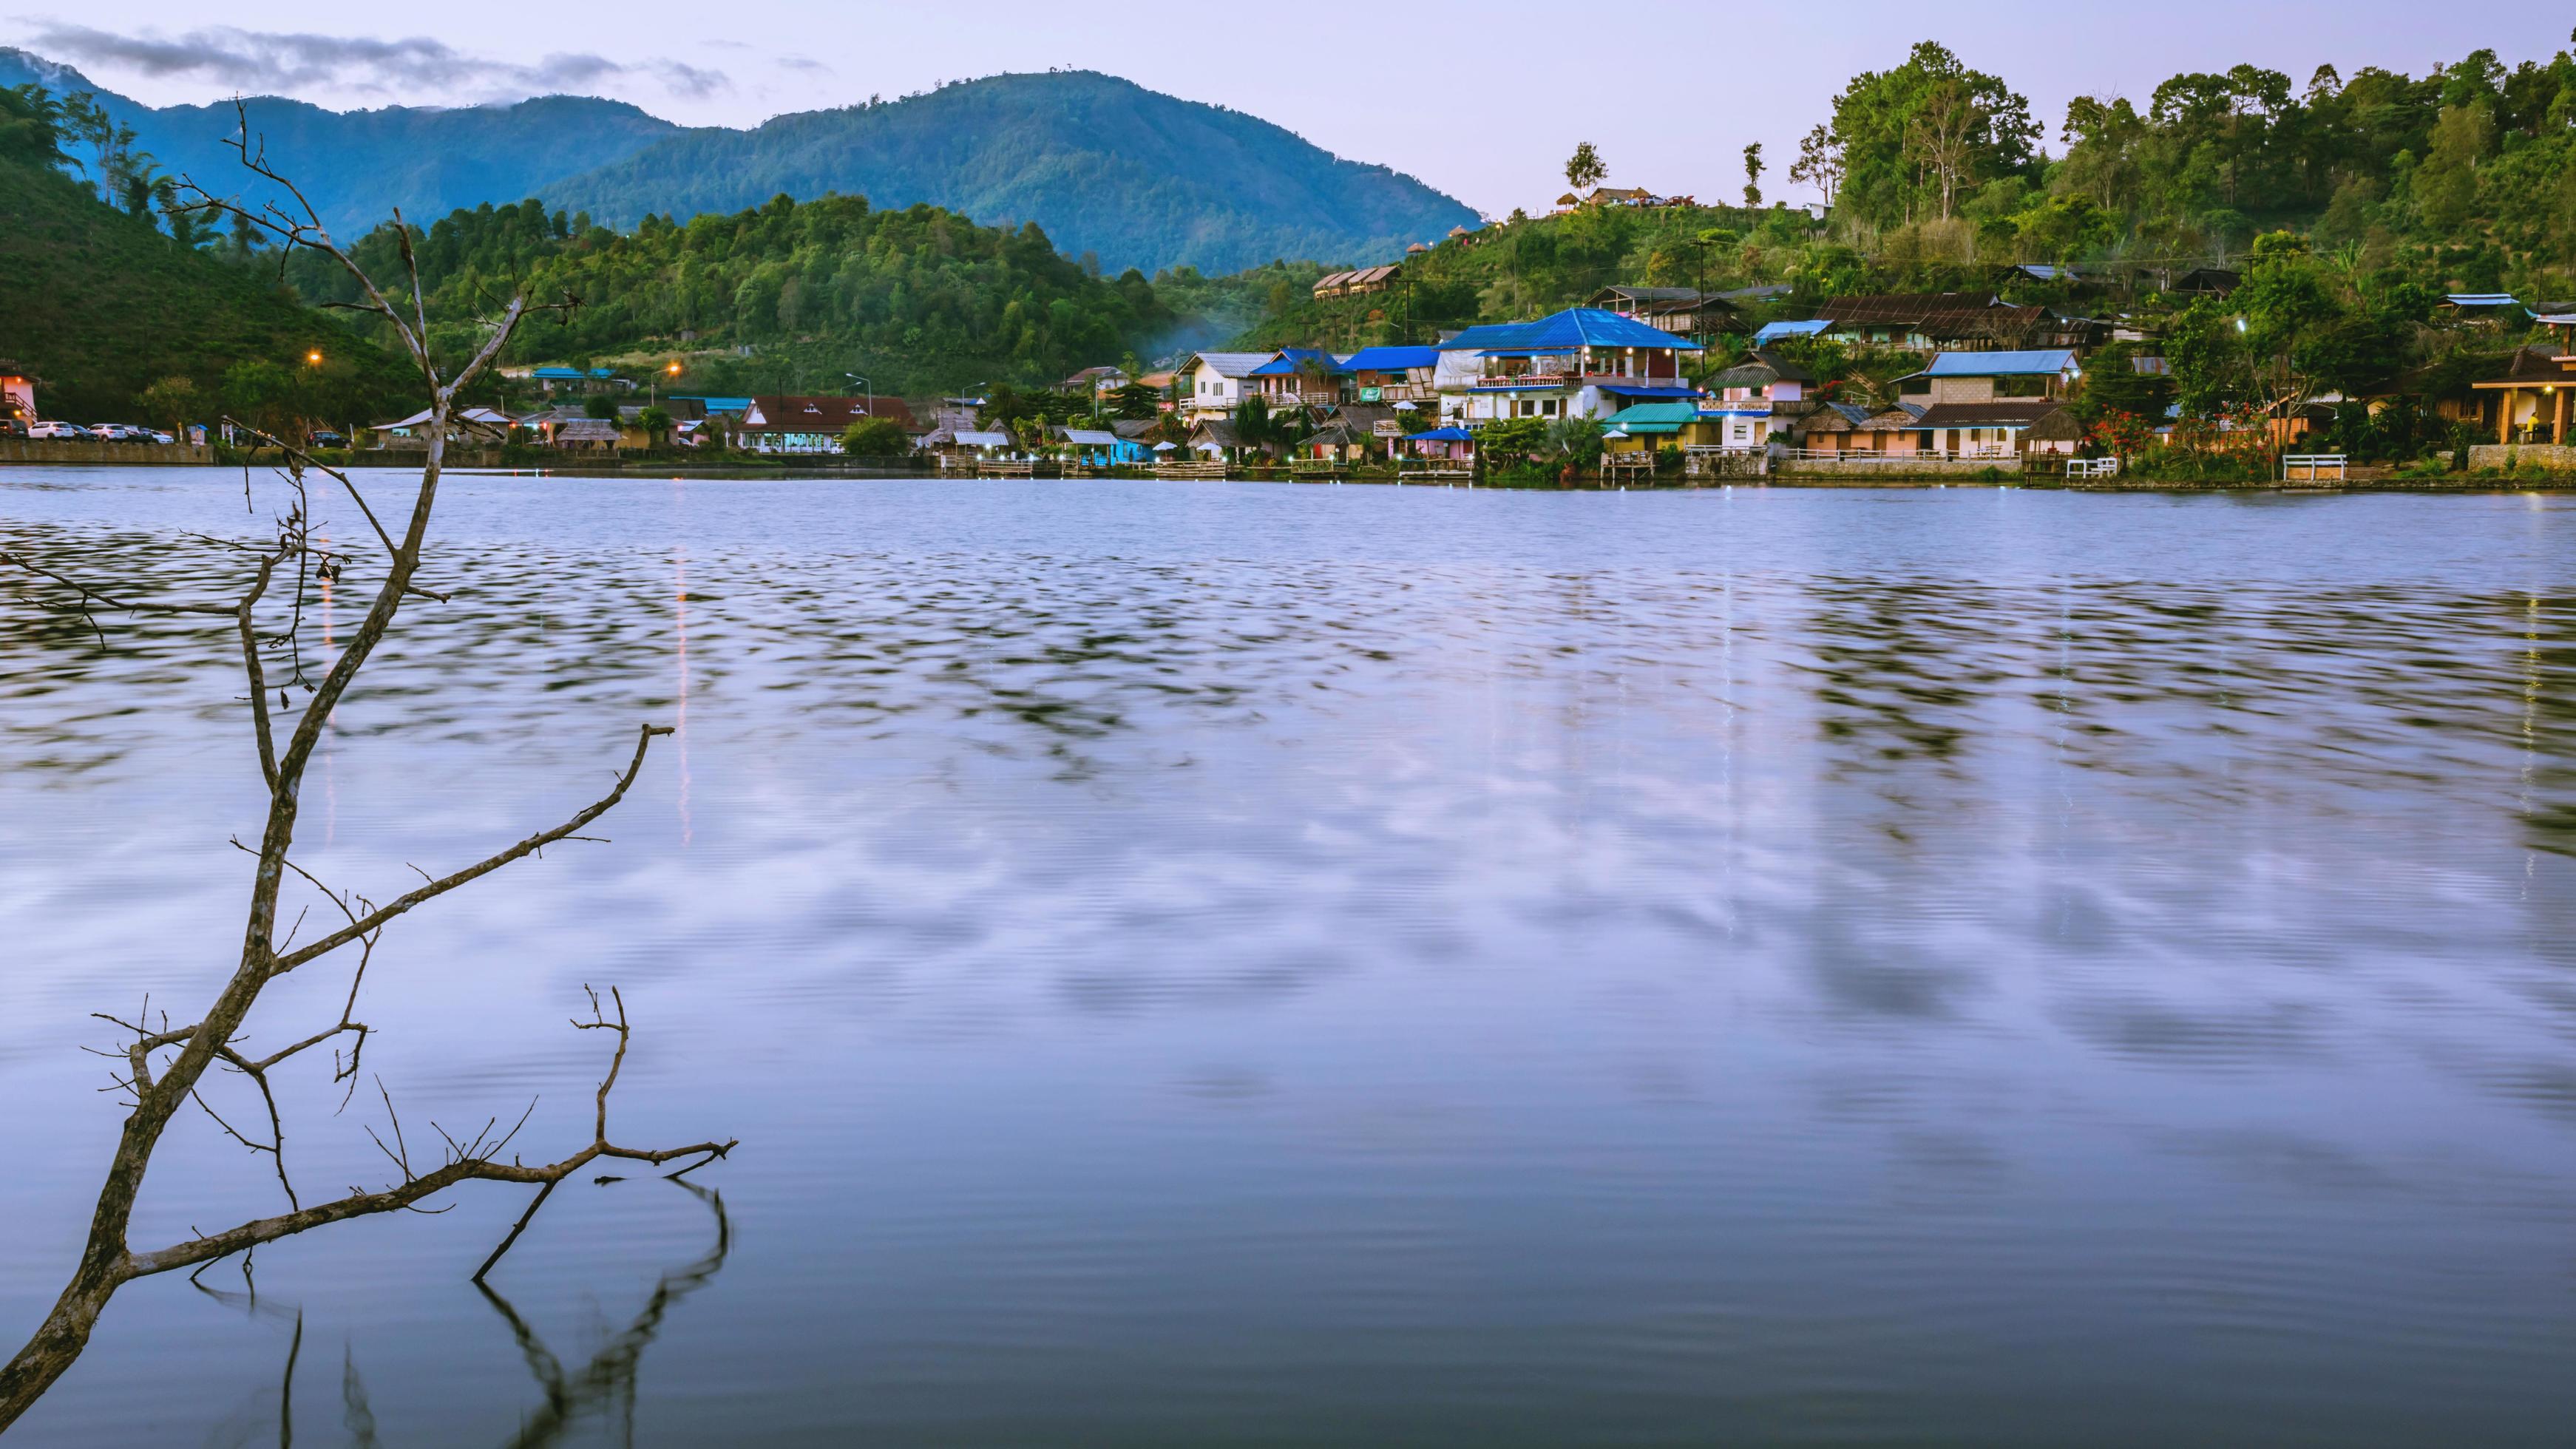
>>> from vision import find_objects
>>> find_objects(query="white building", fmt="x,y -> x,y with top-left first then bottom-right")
1173,352 -> 1275,421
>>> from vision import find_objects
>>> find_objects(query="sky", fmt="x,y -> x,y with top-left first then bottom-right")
7,1 -> 2572,216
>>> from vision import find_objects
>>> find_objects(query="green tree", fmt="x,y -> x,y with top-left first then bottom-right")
1742,143 -> 1765,208
1789,125 -> 1843,207
2414,101 -> 2495,233
134,376 -> 200,435
839,416 -> 909,455
0,84 -> 70,169
1565,141 -> 1607,194
1830,41 -> 2039,229
583,393 -> 620,420
2166,297 -> 2249,420
1107,380 -> 1161,419
637,404 -> 673,447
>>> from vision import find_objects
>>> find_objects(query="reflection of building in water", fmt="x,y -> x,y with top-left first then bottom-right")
675,537 -> 692,846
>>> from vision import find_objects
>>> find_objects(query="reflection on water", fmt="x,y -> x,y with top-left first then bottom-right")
177,1184 -> 728,1448
1,471 -> 2574,1445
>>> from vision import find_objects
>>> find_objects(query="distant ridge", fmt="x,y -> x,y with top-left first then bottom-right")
539,71 -> 1479,274
0,52 -> 1477,274
0,48 -> 681,238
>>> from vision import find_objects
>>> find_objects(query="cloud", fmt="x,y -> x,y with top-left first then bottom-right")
19,22 -> 731,103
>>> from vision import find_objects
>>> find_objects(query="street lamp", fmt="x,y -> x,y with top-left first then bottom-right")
846,373 -> 871,421
654,359 -> 679,407
306,350 -> 323,366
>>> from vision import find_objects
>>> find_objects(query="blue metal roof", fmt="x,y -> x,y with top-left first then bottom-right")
1340,345 -> 1440,372
1436,308 -> 1704,353
1752,319 -> 1831,345
1925,350 -> 2077,377
2444,293 -> 2523,308
1439,322 -> 1533,352
1406,427 -> 1474,441
1248,347 -> 1347,376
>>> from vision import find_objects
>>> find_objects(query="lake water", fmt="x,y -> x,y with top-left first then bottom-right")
1,468 -> 2572,1446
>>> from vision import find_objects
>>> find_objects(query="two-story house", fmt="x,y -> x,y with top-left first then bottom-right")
1338,345 -> 1440,404
1247,348 -> 1349,410
1174,352 -> 1274,421
1699,349 -> 1815,450
1437,308 -> 1705,424
1897,350 -> 2078,456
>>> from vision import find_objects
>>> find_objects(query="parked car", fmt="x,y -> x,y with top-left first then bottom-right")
28,421 -> 90,441
309,430 -> 349,449
90,423 -> 142,441
143,428 -> 174,445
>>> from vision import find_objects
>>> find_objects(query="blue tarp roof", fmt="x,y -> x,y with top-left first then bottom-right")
1406,427 -> 1474,441
532,366 -> 619,379
1752,319 -> 1831,345
1925,349 -> 2077,377
1340,345 -> 1440,372
1437,308 -> 1704,353
1249,347 -> 1346,376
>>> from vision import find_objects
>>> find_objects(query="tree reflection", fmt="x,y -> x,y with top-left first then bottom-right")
217,1184 -> 729,1446
476,1182 -> 731,1448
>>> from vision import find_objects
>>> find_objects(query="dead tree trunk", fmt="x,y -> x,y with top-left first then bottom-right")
0,106 -> 731,1431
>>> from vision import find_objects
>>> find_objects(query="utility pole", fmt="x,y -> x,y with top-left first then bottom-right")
845,373 -> 872,420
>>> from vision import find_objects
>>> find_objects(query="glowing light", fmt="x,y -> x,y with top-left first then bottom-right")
306,350 -> 323,364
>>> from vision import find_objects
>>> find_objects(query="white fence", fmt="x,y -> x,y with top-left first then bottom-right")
2280,453 -> 2348,481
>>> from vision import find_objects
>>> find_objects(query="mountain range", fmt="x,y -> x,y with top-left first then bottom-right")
0,50 -> 1476,274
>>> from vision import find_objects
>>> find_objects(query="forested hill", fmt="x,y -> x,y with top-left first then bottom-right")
0,49 -> 680,240
0,152 -> 410,422
538,71 -> 1479,275
285,192 -> 1180,396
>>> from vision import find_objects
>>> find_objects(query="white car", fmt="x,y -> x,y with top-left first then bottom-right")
92,424 -> 143,442
28,421 -> 90,441
143,429 -> 174,445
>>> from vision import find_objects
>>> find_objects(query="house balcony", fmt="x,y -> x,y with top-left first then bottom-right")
1468,368 -> 1692,392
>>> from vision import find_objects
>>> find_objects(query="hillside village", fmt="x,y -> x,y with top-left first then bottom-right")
325,246 -> 2576,483
12,32 -> 2576,483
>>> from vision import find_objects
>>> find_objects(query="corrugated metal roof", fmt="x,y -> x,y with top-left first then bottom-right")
1752,319 -> 1831,345
1925,350 -> 2077,377
1250,347 -> 1347,376
1437,308 -> 1706,353
1911,401 -> 2069,428
1603,401 -> 1701,425
1339,345 -> 1440,372
1182,351 -> 1275,379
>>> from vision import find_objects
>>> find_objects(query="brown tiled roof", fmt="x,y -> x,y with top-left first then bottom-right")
2478,346 -> 2576,385
1812,292 -> 2061,345
737,394 -> 920,432
1911,401 -> 2068,430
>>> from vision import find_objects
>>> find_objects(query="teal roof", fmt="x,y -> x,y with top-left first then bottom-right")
1604,401 -> 1701,427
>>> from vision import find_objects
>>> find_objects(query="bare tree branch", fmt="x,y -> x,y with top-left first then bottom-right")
0,122 -> 728,1431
